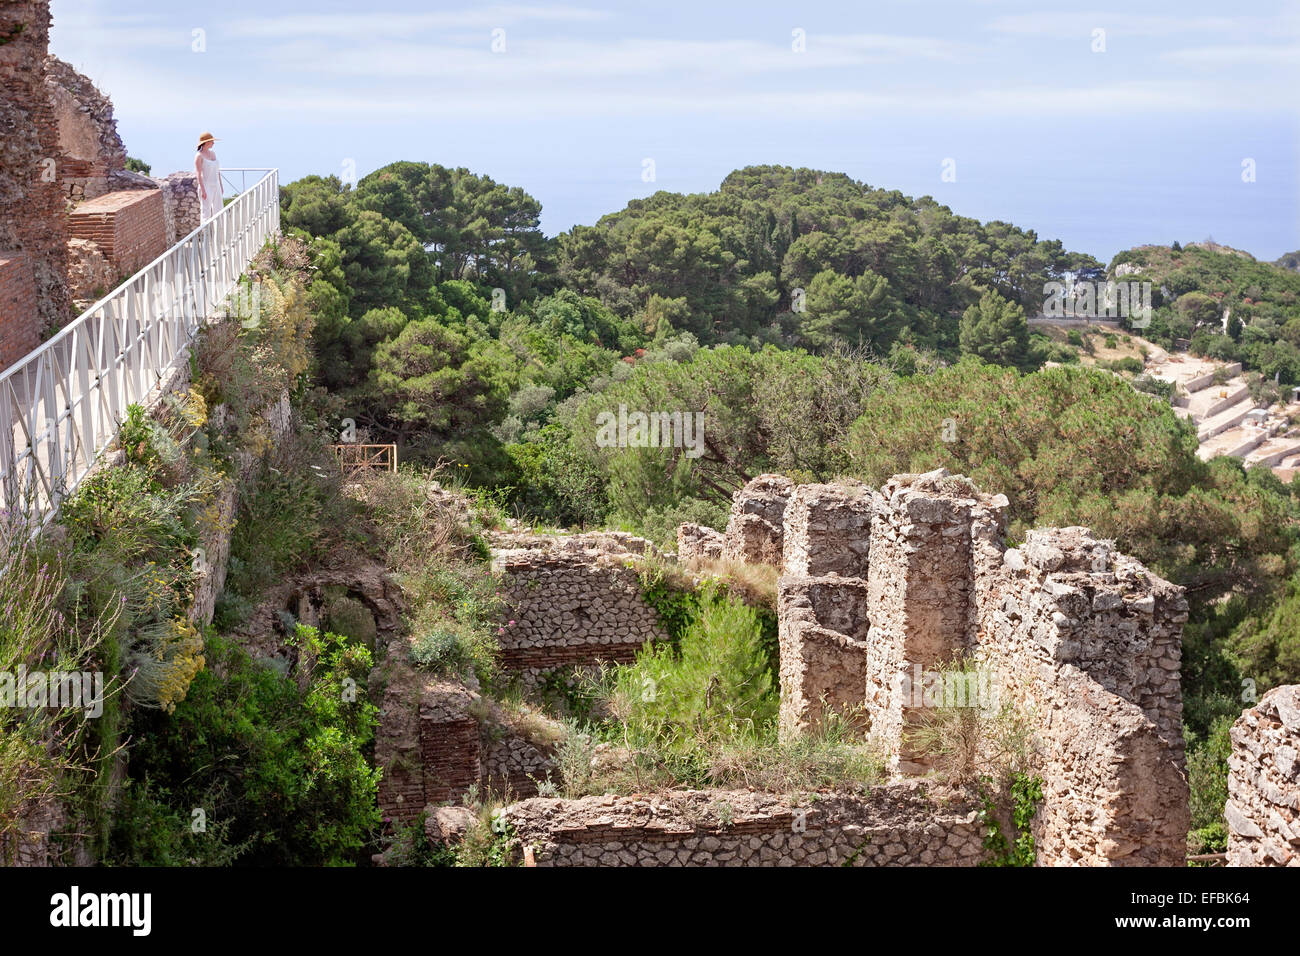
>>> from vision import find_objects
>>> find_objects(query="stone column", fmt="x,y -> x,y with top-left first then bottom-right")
866,470 -> 1006,773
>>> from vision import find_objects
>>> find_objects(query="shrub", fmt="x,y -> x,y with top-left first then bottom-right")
109,627 -> 380,865
0,518 -> 116,857
606,586 -> 776,754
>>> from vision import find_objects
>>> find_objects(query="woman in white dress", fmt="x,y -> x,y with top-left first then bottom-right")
195,131 -> 223,220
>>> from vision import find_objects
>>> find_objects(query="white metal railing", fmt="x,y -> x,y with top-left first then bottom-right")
221,167 -> 276,200
0,167 -> 280,529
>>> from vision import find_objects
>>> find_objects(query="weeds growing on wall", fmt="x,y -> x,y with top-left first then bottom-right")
901,655 -> 1036,786
214,421 -> 364,631
60,394 -> 214,715
979,771 -> 1044,867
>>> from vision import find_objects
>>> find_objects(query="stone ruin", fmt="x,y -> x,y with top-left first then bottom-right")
0,0 -> 212,367
721,473 -> 793,564
671,470 -> 1192,866
43,54 -> 153,203
398,470 -> 1198,866
490,530 -> 669,686
374,528 -> 668,832
504,782 -> 987,867
1226,684 -> 1300,866
0,0 -> 71,361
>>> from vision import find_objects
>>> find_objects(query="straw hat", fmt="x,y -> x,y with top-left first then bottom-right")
197,131 -> 220,148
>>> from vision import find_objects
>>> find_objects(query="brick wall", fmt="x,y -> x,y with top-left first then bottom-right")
67,189 -> 166,277
0,253 -> 41,370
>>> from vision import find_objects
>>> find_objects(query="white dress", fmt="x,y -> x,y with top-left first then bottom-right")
198,152 -> 222,220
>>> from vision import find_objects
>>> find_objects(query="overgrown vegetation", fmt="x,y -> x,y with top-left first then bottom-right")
12,159 -> 1300,867
109,626 -> 380,865
542,586 -> 882,798
360,469 -> 505,685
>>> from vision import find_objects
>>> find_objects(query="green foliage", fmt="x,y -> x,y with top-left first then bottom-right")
1188,716 -> 1233,854
0,518 -> 115,858
979,772 -> 1044,867
454,810 -> 517,868
559,164 -> 1088,348
217,429 -> 360,630
567,343 -> 889,522
607,587 -> 776,754
1113,244 -> 1300,380
636,562 -> 703,646
1224,579 -> 1300,691
369,317 -> 513,439
959,290 -> 1030,368
362,470 -> 504,684
379,810 -> 457,867
801,268 -> 904,351
109,628 -> 380,866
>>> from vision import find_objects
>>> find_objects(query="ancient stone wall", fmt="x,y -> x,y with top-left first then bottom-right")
1226,684 -> 1300,866
972,523 -> 1190,865
504,782 -> 986,866
43,55 -> 132,202
64,236 -> 114,305
688,467 -> 1192,866
781,480 -> 872,578
0,0 -> 71,350
777,571 -> 870,736
375,667 -> 561,828
722,473 -> 792,565
155,171 -> 201,244
676,522 -> 724,563
866,474 -> 999,772
492,534 -> 667,685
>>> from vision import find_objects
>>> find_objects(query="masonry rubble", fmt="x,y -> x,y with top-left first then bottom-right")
489,529 -> 668,685
1225,684 -> 1300,866
504,782 -> 986,867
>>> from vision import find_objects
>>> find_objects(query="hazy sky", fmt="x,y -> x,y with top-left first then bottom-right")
49,0 -> 1300,263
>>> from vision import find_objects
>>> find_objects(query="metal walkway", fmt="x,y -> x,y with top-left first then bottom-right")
0,168 -> 280,529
